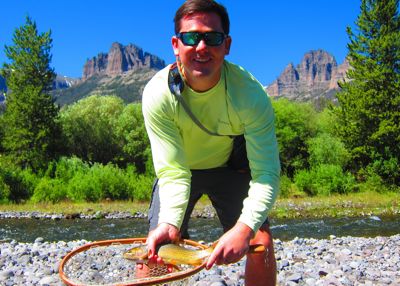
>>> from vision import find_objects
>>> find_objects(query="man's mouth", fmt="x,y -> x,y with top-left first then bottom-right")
194,57 -> 210,63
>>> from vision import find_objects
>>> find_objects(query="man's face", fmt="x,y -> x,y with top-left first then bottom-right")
172,12 -> 231,92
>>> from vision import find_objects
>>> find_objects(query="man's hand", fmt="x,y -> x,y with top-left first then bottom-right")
206,222 -> 254,269
135,223 -> 180,277
146,222 -> 180,259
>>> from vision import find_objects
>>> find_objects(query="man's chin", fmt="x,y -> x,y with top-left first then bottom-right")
191,69 -> 212,78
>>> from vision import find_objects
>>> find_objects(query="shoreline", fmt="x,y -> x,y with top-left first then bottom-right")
0,190 -> 399,220
0,204 -> 219,220
0,235 -> 399,285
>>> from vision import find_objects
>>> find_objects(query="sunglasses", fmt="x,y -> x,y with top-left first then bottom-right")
176,31 -> 227,46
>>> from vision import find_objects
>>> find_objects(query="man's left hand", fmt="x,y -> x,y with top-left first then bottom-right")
205,222 -> 254,269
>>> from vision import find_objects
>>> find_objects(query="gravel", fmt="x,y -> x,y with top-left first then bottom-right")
0,234 -> 399,285
1,211 -> 399,285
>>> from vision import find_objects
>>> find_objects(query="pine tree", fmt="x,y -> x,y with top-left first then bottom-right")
1,16 -> 61,171
333,0 -> 400,186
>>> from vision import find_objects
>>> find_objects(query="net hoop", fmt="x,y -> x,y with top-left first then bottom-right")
59,237 -> 208,286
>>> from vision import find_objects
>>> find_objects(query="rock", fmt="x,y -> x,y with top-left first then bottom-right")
0,270 -> 14,279
286,272 -> 302,283
82,42 -> 165,80
266,50 -> 350,101
35,237 -> 45,244
39,275 -> 58,285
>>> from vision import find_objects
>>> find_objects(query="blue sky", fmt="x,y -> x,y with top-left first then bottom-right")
0,1 -> 360,86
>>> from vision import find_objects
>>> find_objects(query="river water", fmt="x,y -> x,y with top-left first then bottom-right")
1,215 -> 399,243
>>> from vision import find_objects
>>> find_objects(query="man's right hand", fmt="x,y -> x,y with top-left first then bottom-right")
146,222 -> 180,259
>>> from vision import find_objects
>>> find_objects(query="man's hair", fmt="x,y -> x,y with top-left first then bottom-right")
174,0 -> 230,35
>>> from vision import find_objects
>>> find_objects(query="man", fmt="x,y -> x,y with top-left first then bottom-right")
142,0 -> 280,285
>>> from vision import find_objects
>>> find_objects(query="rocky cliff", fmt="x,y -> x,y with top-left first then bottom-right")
54,42 -> 166,105
266,50 -> 349,101
82,42 -> 165,79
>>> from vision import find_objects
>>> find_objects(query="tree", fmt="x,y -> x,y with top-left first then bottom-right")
60,95 -> 124,165
272,98 -> 318,178
115,103 -> 151,172
60,95 -> 152,172
333,0 -> 400,186
0,16 -> 61,171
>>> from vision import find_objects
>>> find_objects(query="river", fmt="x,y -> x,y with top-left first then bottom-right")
1,215 -> 399,242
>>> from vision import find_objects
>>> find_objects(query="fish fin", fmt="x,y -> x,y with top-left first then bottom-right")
210,240 -> 219,249
249,244 -> 266,254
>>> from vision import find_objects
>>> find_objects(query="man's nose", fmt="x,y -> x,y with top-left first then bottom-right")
196,39 -> 208,51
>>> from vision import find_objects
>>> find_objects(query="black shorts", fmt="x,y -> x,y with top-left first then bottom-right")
148,167 -> 269,238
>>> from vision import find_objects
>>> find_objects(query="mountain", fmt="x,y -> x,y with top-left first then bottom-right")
0,75 -> 5,107
0,75 -> 6,93
54,42 -> 165,105
0,74 -> 75,105
83,42 -> 164,79
266,50 -> 350,101
53,75 -> 80,90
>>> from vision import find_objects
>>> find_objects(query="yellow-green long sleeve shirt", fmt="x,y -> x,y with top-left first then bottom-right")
142,60 -> 280,232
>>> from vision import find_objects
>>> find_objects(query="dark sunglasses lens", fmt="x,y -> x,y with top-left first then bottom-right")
181,32 -> 201,46
179,32 -> 225,46
204,32 -> 224,46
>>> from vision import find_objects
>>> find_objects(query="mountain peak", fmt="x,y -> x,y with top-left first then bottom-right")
82,42 -> 165,79
266,49 -> 349,101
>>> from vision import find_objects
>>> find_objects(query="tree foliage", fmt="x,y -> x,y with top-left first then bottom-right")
0,16 -> 61,171
60,95 -> 124,164
60,95 -> 151,172
333,0 -> 400,186
272,98 -> 318,177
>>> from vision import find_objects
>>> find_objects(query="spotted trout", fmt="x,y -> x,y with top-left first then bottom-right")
123,243 -> 213,266
123,243 -> 265,266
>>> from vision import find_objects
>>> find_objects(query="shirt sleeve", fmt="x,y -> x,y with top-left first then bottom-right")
142,71 -> 191,229
234,75 -> 281,232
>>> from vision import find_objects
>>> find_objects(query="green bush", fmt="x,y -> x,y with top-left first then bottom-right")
0,157 -> 38,202
60,95 -> 124,164
66,172 -> 102,202
25,156 -> 154,203
128,174 -> 153,201
279,175 -> 307,198
114,103 -> 150,172
294,164 -> 356,196
272,98 -> 318,177
32,178 -> 67,203
89,163 -> 130,200
0,181 -> 10,203
307,133 -> 350,169
368,151 -> 399,187
54,156 -> 90,182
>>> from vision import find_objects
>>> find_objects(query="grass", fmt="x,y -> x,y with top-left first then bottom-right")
273,190 -> 400,219
0,190 -> 399,219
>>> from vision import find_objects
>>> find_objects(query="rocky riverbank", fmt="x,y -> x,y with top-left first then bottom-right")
0,206 -> 216,220
0,234 -> 399,286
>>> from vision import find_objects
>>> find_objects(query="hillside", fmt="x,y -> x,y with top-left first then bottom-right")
54,42 -> 165,105
53,68 -> 158,105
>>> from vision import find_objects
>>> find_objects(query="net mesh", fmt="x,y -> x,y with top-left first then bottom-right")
62,242 -> 202,286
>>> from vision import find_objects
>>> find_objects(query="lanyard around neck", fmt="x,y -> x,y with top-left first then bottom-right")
168,63 -> 233,138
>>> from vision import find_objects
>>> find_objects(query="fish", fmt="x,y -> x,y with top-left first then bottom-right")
123,243 -> 213,266
123,242 -> 266,266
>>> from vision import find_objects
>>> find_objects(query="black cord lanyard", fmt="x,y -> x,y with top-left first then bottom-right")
167,62 -> 232,138
167,62 -> 249,170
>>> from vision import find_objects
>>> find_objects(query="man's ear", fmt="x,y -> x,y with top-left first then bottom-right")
172,36 -> 179,57
224,36 -> 232,55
